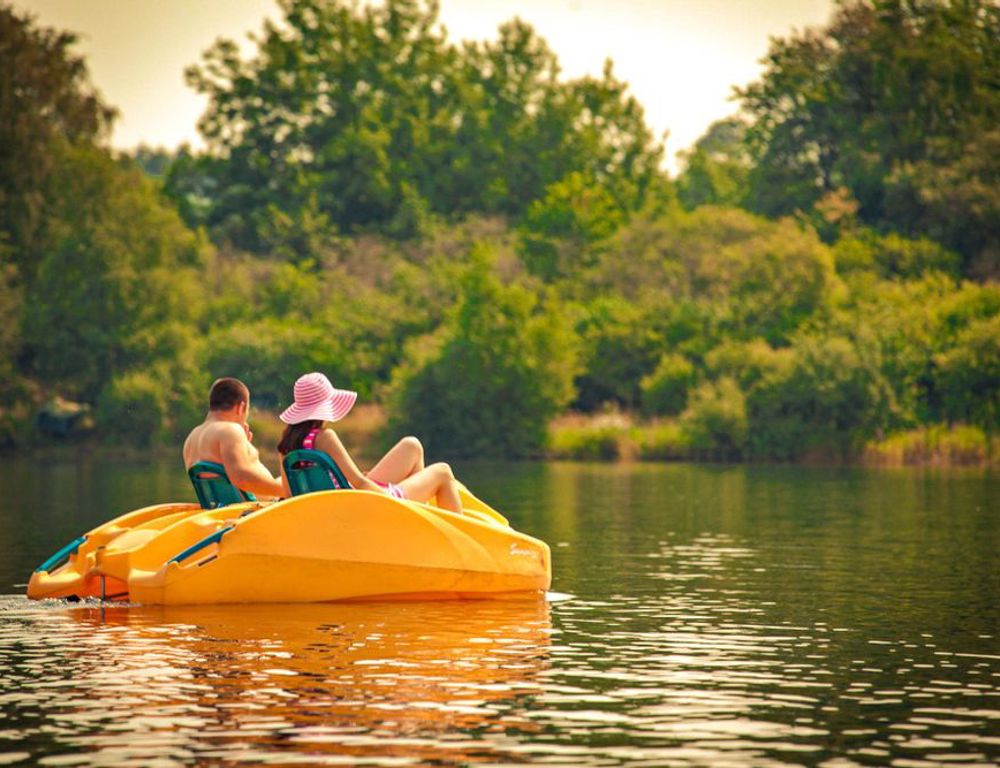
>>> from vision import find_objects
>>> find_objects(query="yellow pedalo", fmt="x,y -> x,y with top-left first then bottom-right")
29,455 -> 551,605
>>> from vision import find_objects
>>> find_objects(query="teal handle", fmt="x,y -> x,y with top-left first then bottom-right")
168,526 -> 233,565
35,536 -> 86,573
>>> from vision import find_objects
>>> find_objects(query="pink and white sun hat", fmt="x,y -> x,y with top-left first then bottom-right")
279,372 -> 357,425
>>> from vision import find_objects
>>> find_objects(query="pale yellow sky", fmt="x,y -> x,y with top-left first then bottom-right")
17,0 -> 834,174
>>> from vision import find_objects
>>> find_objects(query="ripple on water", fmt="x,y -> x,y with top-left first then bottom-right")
1,505 -> 998,766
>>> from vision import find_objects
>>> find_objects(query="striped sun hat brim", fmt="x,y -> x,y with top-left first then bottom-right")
279,372 -> 357,424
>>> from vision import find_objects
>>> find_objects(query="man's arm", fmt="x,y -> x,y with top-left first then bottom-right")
218,426 -> 285,498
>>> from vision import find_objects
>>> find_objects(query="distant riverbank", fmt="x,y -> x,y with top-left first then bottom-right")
547,412 -> 1000,469
14,406 -> 997,470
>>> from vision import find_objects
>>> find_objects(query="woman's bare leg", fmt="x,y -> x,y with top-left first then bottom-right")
397,462 -> 462,513
367,436 -> 424,484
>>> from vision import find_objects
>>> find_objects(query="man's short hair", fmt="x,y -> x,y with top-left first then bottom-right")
209,378 -> 250,411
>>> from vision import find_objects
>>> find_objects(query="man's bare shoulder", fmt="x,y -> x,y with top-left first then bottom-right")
207,421 -> 244,436
184,421 -> 245,467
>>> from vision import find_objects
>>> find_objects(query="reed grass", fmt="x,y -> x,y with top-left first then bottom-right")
547,412 -> 692,462
863,425 -> 997,467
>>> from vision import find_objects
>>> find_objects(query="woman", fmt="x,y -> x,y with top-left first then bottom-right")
276,372 -> 464,513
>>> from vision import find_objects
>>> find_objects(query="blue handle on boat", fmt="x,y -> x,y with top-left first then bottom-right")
168,526 -> 234,565
34,536 -> 87,573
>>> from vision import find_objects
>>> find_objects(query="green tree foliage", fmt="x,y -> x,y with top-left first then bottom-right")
640,353 -> 695,416
705,339 -> 793,392
386,249 -> 578,457
934,314 -> 1000,431
744,334 -> 893,460
0,4 -> 116,280
593,206 -> 840,344
738,0 -> 1000,274
573,296 -> 664,411
3,3 -> 997,463
518,171 -> 625,281
124,144 -> 176,179
182,0 -> 664,249
21,144 -> 204,402
0,262 -> 30,447
675,117 -> 751,210
883,129 -> 1000,278
680,377 -> 748,459
832,229 -> 960,280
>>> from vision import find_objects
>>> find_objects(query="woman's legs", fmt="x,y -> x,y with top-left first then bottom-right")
397,462 -> 463,513
367,436 -> 424,484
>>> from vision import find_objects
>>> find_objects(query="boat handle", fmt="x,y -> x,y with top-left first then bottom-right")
34,536 -> 87,573
168,526 -> 234,565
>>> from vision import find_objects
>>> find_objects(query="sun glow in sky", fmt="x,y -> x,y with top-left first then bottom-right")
17,0 -> 834,174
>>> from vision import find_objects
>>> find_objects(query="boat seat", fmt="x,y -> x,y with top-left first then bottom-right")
188,461 -> 256,509
283,449 -> 351,496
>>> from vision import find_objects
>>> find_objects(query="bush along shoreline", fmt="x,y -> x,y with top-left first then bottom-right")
547,412 -> 1000,468
18,404 -> 1000,470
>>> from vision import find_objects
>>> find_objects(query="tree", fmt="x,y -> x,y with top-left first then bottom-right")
21,144 -> 204,402
0,4 -> 116,281
681,377 -> 748,459
386,248 -> 579,457
593,206 -> 840,344
185,0 -> 665,248
745,334 -> 893,459
935,314 -> 1000,431
518,171 -> 625,280
884,129 -> 1000,279
641,353 -> 696,416
675,117 -> 751,210
737,0 -> 1000,274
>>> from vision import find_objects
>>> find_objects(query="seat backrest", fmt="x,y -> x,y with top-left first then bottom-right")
188,461 -> 256,509
283,449 -> 351,496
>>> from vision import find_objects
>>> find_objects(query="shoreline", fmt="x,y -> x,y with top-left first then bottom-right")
9,436 -> 998,472
6,405 -> 997,470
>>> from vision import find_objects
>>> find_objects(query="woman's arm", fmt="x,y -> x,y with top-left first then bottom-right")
278,462 -> 292,499
315,429 -> 384,493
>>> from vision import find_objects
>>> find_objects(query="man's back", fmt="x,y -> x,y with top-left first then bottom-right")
184,377 -> 285,498
183,420 -> 251,469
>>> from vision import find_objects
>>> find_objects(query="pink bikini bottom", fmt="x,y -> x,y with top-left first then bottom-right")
371,479 -> 405,500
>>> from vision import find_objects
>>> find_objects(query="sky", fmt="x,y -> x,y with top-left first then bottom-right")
17,0 -> 835,175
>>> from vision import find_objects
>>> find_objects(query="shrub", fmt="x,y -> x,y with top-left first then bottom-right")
97,370 -> 170,446
934,314 -> 1000,432
574,296 -> 664,410
705,338 -> 793,391
547,411 -> 634,460
97,348 -> 210,446
386,249 -> 579,458
640,353 -> 695,416
632,420 -> 690,460
864,425 -> 992,467
745,334 -> 894,460
680,377 -> 747,459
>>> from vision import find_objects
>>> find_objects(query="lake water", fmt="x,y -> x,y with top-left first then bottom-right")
0,457 -> 997,766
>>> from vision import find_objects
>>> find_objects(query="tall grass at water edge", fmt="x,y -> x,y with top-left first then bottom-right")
863,425 -> 999,468
548,413 -> 998,467
546,412 -> 691,462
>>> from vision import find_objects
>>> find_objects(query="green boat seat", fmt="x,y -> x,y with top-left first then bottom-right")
188,461 -> 256,509
283,449 -> 351,496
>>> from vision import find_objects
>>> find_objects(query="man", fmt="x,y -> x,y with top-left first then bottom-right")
183,377 -> 285,498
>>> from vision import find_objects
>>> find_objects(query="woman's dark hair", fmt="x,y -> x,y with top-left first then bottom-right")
277,420 -> 323,455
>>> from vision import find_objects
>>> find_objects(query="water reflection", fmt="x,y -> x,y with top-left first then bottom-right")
1,598 -> 551,765
2,459 -> 998,766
